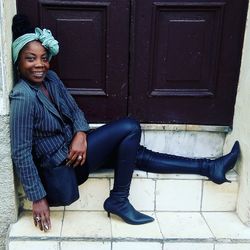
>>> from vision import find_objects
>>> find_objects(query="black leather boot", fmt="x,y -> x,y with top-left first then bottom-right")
103,118 -> 154,225
103,188 -> 154,225
136,141 -> 240,184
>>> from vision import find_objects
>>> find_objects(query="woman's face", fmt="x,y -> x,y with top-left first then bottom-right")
18,41 -> 50,84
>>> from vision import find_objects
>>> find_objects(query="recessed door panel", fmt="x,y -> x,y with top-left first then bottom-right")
18,0 -> 130,122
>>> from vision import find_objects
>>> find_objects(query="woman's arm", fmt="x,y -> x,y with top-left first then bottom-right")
67,131 -> 87,166
49,71 -> 90,166
10,88 -> 46,201
10,87 -> 50,231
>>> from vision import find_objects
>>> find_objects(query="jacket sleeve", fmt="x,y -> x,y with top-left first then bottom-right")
50,71 -> 90,134
10,88 -> 46,201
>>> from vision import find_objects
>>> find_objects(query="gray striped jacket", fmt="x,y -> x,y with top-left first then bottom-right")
10,70 -> 90,201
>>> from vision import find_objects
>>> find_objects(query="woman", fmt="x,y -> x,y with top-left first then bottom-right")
10,15 -> 240,232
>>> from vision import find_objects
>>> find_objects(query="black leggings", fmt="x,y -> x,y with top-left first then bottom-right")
82,118 -> 141,188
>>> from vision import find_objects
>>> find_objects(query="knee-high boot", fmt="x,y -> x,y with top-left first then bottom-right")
103,118 -> 154,225
136,141 -> 240,184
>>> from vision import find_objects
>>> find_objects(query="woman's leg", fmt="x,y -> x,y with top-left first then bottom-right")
136,142 -> 240,184
82,117 -> 153,224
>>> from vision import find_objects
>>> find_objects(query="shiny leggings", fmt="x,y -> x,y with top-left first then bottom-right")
83,118 -> 141,189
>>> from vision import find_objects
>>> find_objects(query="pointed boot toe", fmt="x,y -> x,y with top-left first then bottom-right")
208,141 -> 240,184
103,197 -> 154,225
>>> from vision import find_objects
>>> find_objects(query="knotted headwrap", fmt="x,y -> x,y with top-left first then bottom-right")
12,27 -> 59,64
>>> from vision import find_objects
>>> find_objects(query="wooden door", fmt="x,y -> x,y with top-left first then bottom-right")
17,0 -> 248,125
17,0 -> 130,123
130,0 -> 248,125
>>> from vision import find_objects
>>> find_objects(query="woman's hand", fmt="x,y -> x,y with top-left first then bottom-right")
67,131 -> 87,167
32,198 -> 51,232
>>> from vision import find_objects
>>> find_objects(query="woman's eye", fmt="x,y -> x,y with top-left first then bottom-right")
42,57 -> 48,62
26,57 -> 35,62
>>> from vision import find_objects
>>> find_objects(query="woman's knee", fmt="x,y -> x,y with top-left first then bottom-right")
118,117 -> 141,135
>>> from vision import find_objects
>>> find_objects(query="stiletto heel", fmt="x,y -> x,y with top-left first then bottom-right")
107,212 -> 110,218
103,192 -> 154,225
204,141 -> 240,184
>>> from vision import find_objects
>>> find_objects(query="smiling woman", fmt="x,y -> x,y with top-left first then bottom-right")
10,14 -> 240,233
18,41 -> 50,84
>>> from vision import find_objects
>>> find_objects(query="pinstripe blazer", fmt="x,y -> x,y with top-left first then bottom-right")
10,70 -> 90,201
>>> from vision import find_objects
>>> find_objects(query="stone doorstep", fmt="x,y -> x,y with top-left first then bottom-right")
19,170 -> 239,213
6,211 -> 250,250
92,124 -> 227,159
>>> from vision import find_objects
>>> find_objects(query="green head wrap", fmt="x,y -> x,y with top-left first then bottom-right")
12,27 -> 59,64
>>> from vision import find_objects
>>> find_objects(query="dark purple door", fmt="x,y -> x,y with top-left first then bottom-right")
17,0 -> 130,123
17,0 -> 248,125
129,0 -> 248,125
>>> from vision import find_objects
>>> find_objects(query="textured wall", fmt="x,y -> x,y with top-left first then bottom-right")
224,6 -> 250,225
0,116 -> 17,249
0,0 -> 17,249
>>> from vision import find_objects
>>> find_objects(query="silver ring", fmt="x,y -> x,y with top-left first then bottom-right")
77,155 -> 83,161
35,216 -> 41,222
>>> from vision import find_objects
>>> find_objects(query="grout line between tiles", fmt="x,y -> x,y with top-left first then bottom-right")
201,211 -> 216,240
9,236 -> 250,243
200,179 -> 204,211
155,212 -> 164,241
154,179 -> 157,211
59,207 -> 65,238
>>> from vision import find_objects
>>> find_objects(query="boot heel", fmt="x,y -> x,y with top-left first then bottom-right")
104,196 -> 154,225
107,212 -> 110,218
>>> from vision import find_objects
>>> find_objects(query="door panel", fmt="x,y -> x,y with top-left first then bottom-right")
40,3 -> 108,95
149,3 -> 224,97
130,0 -> 248,125
17,0 -> 248,125
17,0 -> 130,122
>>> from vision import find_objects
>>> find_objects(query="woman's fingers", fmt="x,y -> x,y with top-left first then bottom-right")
33,213 -> 50,232
67,151 -> 86,167
66,152 -> 78,166
80,152 -> 86,166
73,153 -> 86,167
43,210 -> 51,232
32,198 -> 51,232
67,131 -> 87,167
33,215 -> 40,227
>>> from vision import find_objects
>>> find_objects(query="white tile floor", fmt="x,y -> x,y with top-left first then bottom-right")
13,169 -> 241,250
11,129 -> 240,250
7,211 -> 250,250
19,171 -> 239,213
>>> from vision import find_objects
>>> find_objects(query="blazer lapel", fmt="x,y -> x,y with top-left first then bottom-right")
44,79 -> 61,110
37,90 -> 62,120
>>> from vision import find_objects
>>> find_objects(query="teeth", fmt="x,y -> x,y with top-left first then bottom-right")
33,72 -> 44,77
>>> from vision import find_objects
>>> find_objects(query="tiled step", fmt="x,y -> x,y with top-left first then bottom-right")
18,125 -> 230,212
11,127 -> 240,250
7,211 -> 250,250
19,170 -> 239,213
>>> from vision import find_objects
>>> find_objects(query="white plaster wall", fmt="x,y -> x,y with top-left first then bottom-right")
224,7 -> 250,225
0,0 -> 17,249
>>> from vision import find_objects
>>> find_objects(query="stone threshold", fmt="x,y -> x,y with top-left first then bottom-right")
90,123 -> 230,133
88,169 -> 238,181
7,211 -> 250,250
19,170 -> 239,212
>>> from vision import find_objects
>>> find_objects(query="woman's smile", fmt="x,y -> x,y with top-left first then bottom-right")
32,71 -> 46,78
18,40 -> 50,84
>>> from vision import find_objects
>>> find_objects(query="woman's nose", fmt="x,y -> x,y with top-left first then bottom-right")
35,59 -> 44,67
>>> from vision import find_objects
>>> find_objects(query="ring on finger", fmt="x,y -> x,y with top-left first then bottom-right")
77,155 -> 83,161
35,216 -> 41,222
